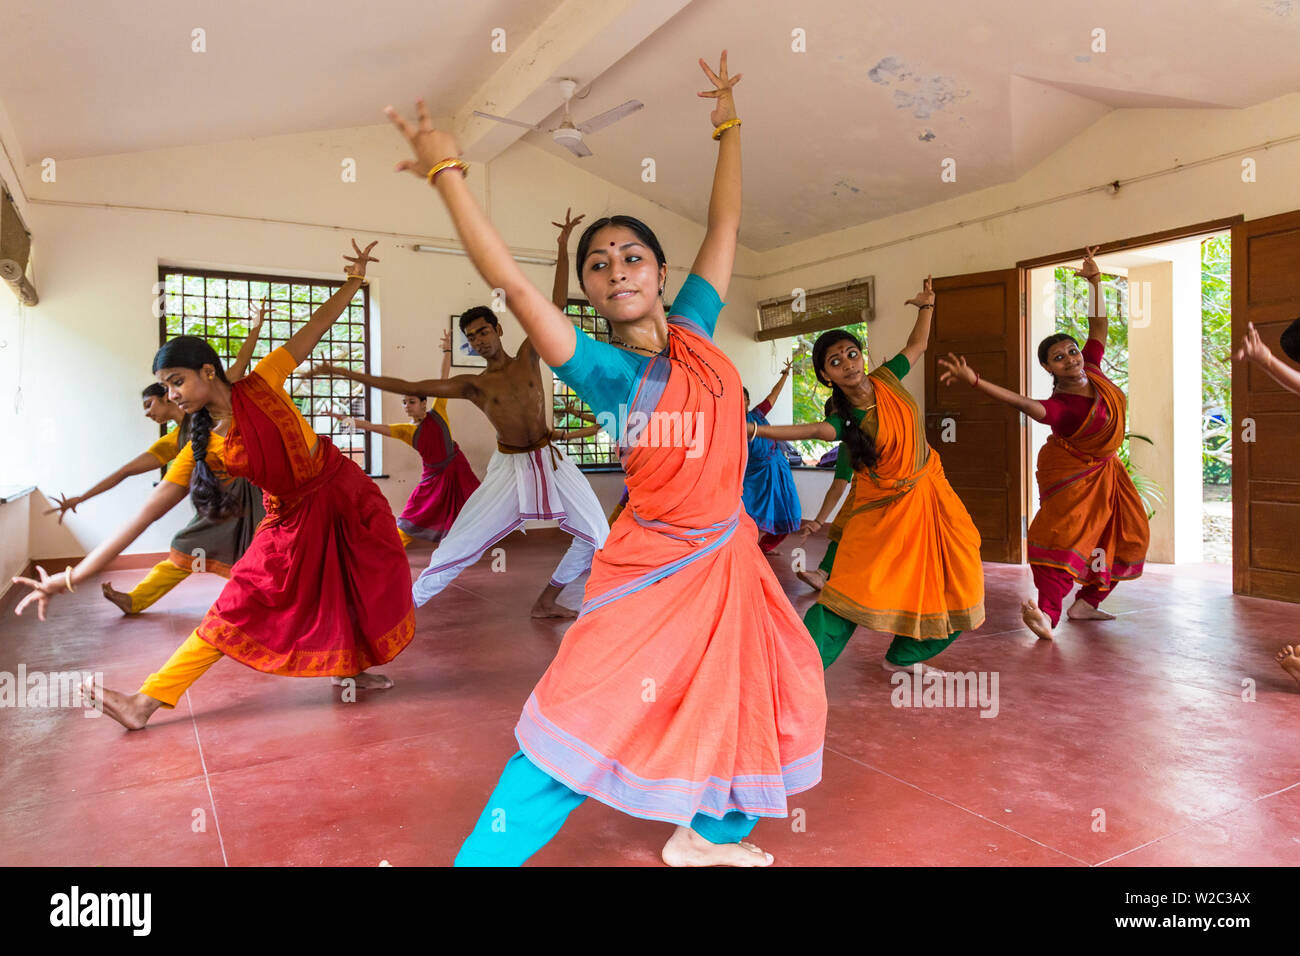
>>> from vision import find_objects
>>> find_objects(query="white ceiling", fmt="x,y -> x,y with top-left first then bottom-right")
3,0 -> 1299,251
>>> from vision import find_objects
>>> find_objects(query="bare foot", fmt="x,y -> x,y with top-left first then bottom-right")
1066,598 -> 1116,621
332,671 -> 395,690
1021,599 -> 1054,640
83,675 -> 161,730
796,568 -> 827,591
531,599 -> 578,619
880,659 -> 947,676
101,583 -> 136,615
661,826 -> 773,867
1276,645 -> 1300,688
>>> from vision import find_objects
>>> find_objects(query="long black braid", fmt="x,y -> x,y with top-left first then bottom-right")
152,336 -> 242,520
813,329 -> 878,473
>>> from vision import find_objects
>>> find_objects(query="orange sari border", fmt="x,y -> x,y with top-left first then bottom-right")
230,369 -> 319,486
819,585 -> 985,639
197,608 -> 416,676
167,548 -> 233,578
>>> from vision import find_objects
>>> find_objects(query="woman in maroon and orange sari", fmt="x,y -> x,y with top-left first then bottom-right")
938,247 -> 1149,640
14,240 -> 416,728
386,50 -> 826,867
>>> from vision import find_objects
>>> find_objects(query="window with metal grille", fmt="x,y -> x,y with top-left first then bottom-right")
157,267 -> 374,473
552,299 -> 620,469
755,277 -> 874,342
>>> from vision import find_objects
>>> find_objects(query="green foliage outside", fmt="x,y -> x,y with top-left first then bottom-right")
1200,234 -> 1232,485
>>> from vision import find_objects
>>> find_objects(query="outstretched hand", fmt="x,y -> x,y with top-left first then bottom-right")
1074,246 -> 1101,283
905,275 -> 935,310
698,50 -> 742,127
44,493 -> 82,525
302,362 -> 341,380
937,352 -> 977,387
1233,322 -> 1271,365
551,208 -> 585,244
385,100 -> 462,181
12,565 -> 63,621
343,239 -> 379,278
251,297 -> 271,330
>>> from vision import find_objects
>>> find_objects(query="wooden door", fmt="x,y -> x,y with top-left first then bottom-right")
1232,210 -> 1300,602
924,269 -> 1025,563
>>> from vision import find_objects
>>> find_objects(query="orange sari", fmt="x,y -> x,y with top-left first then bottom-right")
1027,363 -> 1149,586
516,318 -> 826,825
818,365 -> 985,639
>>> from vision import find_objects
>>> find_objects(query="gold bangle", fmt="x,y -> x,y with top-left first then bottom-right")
427,159 -> 469,185
712,118 -> 742,141
64,566 -> 75,593
344,273 -> 368,286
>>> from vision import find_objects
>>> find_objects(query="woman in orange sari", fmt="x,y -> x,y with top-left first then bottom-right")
385,50 -> 826,867
755,284 -> 985,671
937,247 -> 1149,639
13,240 -> 416,728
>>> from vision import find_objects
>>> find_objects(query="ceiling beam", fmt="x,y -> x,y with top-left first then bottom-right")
454,0 -> 691,163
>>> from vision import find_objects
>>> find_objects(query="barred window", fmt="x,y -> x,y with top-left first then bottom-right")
157,266 -> 373,473
552,299 -> 620,469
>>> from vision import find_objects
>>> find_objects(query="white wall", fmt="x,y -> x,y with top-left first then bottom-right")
13,124 -> 764,559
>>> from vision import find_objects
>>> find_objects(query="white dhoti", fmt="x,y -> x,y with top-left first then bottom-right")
412,442 -> 610,607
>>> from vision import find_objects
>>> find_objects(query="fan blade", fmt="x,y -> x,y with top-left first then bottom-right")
471,110 -> 541,131
576,100 -> 643,135
561,138 -> 593,158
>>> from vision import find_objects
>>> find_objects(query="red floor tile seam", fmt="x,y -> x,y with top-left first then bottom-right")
185,692 -> 230,867
1094,779 -> 1300,867
821,744 -> 1092,865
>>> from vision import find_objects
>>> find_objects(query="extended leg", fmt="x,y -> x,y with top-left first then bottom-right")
803,602 -> 858,670
534,533 -> 596,619
86,631 -> 224,731
455,751 -> 587,867
884,631 -> 959,669
1067,581 -> 1118,621
103,559 -> 192,614
1024,564 -> 1074,640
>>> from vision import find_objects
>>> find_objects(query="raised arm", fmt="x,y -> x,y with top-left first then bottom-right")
331,412 -> 393,438
282,239 -> 378,366
1076,246 -> 1108,345
763,359 -> 793,407
304,362 -> 474,401
551,209 -> 584,309
937,352 -> 1047,422
15,480 -> 190,620
1235,322 -> 1300,396
899,275 -> 935,367
44,450 -> 170,524
689,52 -> 742,300
440,330 -> 453,380
752,421 -> 837,442
385,104 -> 574,368
228,298 -> 269,382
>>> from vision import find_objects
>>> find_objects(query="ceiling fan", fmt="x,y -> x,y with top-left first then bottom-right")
472,79 -> 643,158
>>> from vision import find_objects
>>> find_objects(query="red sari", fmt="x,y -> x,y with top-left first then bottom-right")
396,410 -> 479,542
197,353 -> 416,675
516,316 -> 827,825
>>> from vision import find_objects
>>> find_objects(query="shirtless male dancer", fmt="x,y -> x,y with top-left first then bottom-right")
307,210 -> 609,618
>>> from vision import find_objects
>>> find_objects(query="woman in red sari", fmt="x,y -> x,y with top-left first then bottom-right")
13,240 -> 416,728
385,50 -> 826,866
937,247 -> 1149,639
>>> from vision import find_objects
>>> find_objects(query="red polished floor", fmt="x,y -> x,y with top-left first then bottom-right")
1,534 -> 1297,867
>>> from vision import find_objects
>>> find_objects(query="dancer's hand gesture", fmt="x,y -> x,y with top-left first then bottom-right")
552,209 -> 585,244
251,297 -> 270,331
12,565 -> 65,621
779,359 -> 793,376
441,330 -> 453,354
1233,322 -> 1270,365
44,493 -> 83,525
386,100 -> 462,180
796,518 -> 823,538
905,275 -> 935,310
698,50 -> 742,127
1074,246 -> 1101,283
343,239 -> 379,279
937,352 -> 978,387
302,362 -> 341,380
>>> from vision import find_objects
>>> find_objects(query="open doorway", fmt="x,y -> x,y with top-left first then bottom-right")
1024,228 -> 1232,570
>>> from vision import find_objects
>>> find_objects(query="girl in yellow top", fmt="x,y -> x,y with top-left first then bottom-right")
333,330 -> 479,546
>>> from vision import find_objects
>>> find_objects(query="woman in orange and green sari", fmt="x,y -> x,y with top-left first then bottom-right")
754,278 -> 986,672
937,247 -> 1149,640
